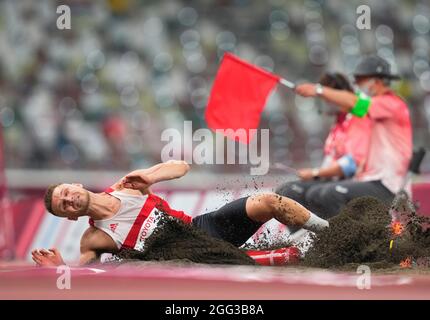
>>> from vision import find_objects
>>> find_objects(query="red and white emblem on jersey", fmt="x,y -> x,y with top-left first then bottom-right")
110,223 -> 119,233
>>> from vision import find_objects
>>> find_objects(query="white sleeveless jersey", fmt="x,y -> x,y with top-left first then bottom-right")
90,188 -> 192,252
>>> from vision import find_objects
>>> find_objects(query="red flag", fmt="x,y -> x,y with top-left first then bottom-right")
205,53 -> 280,144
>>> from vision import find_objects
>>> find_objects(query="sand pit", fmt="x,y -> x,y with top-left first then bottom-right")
304,196 -> 430,269
115,216 -> 256,265
105,196 -> 430,272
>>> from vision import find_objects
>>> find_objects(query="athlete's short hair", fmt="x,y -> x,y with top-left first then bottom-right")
44,184 -> 61,215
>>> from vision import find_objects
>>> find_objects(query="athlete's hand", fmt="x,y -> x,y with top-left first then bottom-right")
31,248 -> 66,267
121,173 -> 153,190
295,83 -> 317,97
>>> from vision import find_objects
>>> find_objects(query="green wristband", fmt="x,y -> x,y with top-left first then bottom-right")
351,92 -> 371,117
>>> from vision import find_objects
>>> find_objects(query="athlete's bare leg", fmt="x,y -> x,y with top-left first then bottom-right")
245,193 -> 328,232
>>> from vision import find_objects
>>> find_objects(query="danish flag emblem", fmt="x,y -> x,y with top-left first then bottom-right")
110,223 -> 118,232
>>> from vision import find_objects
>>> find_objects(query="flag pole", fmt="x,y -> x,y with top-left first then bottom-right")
279,78 -> 296,89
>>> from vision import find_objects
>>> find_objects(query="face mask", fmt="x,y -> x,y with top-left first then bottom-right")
357,79 -> 376,96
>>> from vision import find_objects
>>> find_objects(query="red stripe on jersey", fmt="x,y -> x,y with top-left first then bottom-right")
122,194 -> 158,249
151,194 -> 192,224
104,187 -> 115,194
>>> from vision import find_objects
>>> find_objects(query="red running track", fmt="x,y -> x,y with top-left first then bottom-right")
1,263 -> 429,300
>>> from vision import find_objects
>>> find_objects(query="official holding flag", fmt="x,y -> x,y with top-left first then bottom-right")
276,72 -> 372,210
281,55 -> 412,219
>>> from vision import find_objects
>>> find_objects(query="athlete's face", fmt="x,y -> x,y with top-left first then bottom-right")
51,183 -> 90,219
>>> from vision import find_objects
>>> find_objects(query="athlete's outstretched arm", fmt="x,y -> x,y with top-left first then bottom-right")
31,248 -> 66,266
79,227 -> 117,265
32,227 -> 117,267
31,247 -> 98,266
120,160 -> 190,191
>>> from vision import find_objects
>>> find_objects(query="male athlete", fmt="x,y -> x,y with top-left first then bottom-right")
32,160 -> 328,266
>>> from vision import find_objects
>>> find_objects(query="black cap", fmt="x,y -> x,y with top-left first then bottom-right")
353,55 -> 400,80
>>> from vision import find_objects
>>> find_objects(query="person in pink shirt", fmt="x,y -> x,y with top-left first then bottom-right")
276,73 -> 372,212
321,101 -> 371,177
287,55 -> 412,219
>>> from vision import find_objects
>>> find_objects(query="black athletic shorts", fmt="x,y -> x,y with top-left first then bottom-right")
191,196 -> 263,247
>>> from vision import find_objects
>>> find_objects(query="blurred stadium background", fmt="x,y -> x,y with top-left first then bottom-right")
0,0 -> 430,262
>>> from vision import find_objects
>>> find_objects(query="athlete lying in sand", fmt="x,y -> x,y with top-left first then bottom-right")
32,160 -> 328,266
